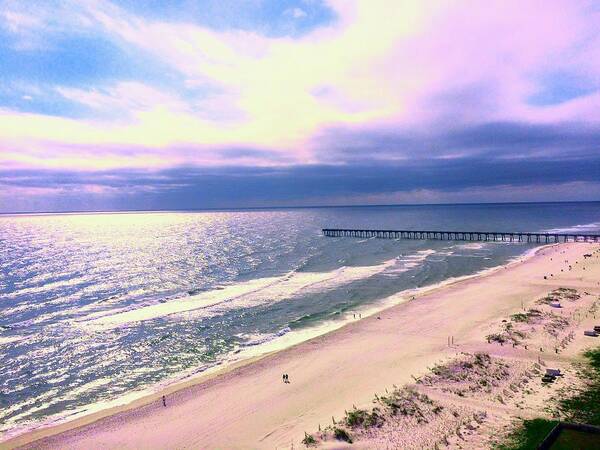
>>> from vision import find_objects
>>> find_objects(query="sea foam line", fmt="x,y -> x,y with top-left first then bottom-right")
543,221 -> 600,234
74,258 -> 400,330
0,244 -> 542,444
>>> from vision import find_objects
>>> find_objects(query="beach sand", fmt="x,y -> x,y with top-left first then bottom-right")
3,242 -> 600,449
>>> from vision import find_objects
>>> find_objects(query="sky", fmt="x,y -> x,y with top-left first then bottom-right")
0,0 -> 599,212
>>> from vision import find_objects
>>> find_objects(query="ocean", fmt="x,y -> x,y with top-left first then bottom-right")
1,202 -> 599,438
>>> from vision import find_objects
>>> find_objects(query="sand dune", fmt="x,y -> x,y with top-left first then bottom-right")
3,242 -> 600,449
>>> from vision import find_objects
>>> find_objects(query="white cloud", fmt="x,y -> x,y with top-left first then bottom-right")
285,7 -> 307,19
55,82 -> 189,116
0,0 -> 599,172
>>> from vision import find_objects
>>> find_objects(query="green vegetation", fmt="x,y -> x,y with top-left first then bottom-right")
496,418 -> 557,450
333,427 -> 352,443
301,432 -> 317,447
305,385 -> 444,446
510,312 -> 529,323
556,347 -> 600,425
537,288 -> 580,305
487,323 -> 528,345
344,406 -> 384,428
487,333 -> 507,344
377,387 -> 435,421
510,309 -> 542,323
344,407 -> 368,427
497,347 -> 600,449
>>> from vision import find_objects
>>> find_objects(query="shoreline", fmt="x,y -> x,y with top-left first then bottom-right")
0,244 -> 543,445
3,242 -> 591,449
307,247 -> 600,447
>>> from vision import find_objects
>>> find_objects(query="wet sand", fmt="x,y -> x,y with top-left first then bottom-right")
3,242 -> 599,449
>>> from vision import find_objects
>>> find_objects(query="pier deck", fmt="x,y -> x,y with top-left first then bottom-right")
322,229 -> 600,243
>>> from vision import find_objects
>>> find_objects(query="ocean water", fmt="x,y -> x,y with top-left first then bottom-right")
1,202 -> 599,438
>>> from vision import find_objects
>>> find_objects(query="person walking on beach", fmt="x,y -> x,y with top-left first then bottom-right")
162,395 -> 166,407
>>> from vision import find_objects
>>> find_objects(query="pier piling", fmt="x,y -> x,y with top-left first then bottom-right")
322,229 -> 600,243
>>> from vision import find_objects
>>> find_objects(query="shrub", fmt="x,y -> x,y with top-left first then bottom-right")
510,313 -> 528,323
301,433 -> 317,447
364,408 -> 385,427
557,347 -> 600,425
495,418 -> 557,450
474,352 -> 491,367
487,333 -> 506,344
333,427 -> 353,443
345,407 -> 369,427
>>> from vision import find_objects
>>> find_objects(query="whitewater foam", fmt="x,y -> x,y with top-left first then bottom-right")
543,222 -> 600,234
0,244 -> 543,444
75,258 -> 400,330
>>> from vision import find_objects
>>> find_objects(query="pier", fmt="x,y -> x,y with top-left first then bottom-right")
322,229 -> 600,243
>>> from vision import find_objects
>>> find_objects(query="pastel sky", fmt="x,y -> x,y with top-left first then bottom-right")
1,0 -> 600,212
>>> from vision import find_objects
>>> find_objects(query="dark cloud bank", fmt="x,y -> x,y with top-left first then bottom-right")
2,121 -> 600,212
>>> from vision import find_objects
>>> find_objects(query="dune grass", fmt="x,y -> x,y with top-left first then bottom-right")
556,347 -> 600,425
496,418 -> 558,450
497,347 -> 600,449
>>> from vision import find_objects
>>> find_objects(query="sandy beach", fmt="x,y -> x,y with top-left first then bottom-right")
3,241 -> 600,449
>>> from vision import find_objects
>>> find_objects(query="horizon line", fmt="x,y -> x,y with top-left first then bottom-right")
1,199 -> 599,217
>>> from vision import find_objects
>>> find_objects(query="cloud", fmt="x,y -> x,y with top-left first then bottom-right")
313,120 -> 600,163
0,0 -> 599,210
2,153 -> 600,212
1,9 -> 44,33
285,7 -> 307,19
55,82 -> 190,118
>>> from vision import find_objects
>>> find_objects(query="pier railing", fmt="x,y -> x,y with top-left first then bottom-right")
322,228 -> 600,243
